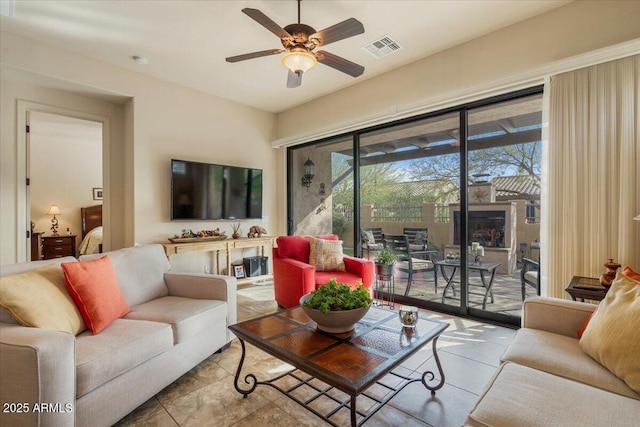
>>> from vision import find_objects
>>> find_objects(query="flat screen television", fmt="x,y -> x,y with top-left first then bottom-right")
171,159 -> 263,220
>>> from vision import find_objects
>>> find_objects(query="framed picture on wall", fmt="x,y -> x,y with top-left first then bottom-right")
93,188 -> 103,200
233,264 -> 245,278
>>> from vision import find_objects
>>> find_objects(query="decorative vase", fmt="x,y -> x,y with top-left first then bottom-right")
599,258 -> 621,287
232,231 -> 240,239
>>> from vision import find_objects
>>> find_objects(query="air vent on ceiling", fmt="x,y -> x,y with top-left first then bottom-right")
362,35 -> 402,59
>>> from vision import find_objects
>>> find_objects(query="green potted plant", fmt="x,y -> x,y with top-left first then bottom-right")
374,247 -> 397,280
300,279 -> 372,333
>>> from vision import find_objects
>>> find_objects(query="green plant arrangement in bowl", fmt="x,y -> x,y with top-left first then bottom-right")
300,279 -> 372,333
374,247 -> 397,280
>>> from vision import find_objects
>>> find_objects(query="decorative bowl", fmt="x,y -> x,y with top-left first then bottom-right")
300,294 -> 370,334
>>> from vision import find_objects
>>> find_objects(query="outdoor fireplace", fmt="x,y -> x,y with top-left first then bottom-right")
453,210 -> 506,248
447,203 -> 517,274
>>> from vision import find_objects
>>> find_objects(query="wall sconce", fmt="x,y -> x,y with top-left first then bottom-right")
301,157 -> 315,190
47,204 -> 61,236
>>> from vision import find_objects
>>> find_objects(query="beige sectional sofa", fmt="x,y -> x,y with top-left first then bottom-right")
466,296 -> 640,426
0,244 -> 237,427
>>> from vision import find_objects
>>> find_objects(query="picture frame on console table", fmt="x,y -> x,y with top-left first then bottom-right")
233,264 -> 245,278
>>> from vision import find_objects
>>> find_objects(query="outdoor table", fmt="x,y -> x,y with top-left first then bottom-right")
434,259 -> 501,309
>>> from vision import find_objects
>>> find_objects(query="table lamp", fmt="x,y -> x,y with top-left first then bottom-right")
47,204 -> 61,236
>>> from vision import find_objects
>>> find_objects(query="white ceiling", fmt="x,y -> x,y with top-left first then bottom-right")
0,1 -> 571,113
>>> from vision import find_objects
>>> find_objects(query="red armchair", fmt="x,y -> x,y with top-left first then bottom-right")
273,235 -> 374,308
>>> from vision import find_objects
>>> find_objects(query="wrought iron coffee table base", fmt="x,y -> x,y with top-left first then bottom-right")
233,338 -> 445,427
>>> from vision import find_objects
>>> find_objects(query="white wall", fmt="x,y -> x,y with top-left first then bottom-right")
1,31 -> 278,270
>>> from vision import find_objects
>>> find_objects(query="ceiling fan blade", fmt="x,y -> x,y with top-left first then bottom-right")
287,70 -> 303,88
226,49 -> 285,63
316,50 -> 365,77
310,18 -> 364,47
242,8 -> 292,40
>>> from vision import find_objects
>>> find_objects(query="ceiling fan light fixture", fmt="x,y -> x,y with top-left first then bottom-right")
281,51 -> 317,74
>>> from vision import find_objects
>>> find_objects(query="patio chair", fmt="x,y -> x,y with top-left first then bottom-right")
520,257 -> 540,300
361,227 -> 383,258
382,234 -> 436,296
402,227 -> 429,252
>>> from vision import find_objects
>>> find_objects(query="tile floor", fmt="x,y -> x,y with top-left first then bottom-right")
115,284 -> 517,427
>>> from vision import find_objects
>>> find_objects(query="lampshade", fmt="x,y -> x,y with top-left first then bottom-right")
281,51 -> 317,74
47,205 -> 61,216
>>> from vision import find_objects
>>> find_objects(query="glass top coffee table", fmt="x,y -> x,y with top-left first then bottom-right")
229,306 -> 448,427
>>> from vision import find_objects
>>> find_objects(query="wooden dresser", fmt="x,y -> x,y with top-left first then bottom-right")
31,231 -> 44,261
41,235 -> 76,260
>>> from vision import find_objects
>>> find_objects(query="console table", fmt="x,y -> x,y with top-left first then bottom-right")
162,236 -> 273,284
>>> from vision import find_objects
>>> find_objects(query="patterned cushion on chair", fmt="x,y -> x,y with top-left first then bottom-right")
309,236 -> 346,272
362,230 -> 375,245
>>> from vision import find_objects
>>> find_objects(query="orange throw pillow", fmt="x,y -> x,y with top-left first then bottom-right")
621,266 -> 640,281
577,307 -> 598,338
62,256 -> 130,334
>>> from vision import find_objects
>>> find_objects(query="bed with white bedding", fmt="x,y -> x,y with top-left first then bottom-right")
79,204 -> 103,255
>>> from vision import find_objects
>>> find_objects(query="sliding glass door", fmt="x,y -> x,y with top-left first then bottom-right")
287,88 -> 543,325
358,112 -> 462,311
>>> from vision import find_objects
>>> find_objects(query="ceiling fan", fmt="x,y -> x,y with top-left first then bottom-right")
225,0 -> 365,88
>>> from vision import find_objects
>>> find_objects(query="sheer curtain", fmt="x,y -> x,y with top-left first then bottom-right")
546,55 -> 639,299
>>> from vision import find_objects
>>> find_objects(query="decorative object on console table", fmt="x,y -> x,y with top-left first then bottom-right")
565,276 -> 607,302
168,228 -> 226,243
231,223 -> 241,239
42,235 -> 76,260
599,258 -> 621,287
46,204 -> 61,236
247,225 -> 267,238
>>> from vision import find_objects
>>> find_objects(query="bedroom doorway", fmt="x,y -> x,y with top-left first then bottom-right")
27,111 -> 103,260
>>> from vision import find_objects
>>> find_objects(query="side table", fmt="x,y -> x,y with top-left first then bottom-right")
565,276 -> 608,302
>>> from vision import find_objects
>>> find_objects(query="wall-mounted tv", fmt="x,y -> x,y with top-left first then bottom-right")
171,159 -> 263,220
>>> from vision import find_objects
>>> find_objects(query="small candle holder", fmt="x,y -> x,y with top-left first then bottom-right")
399,305 -> 418,328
